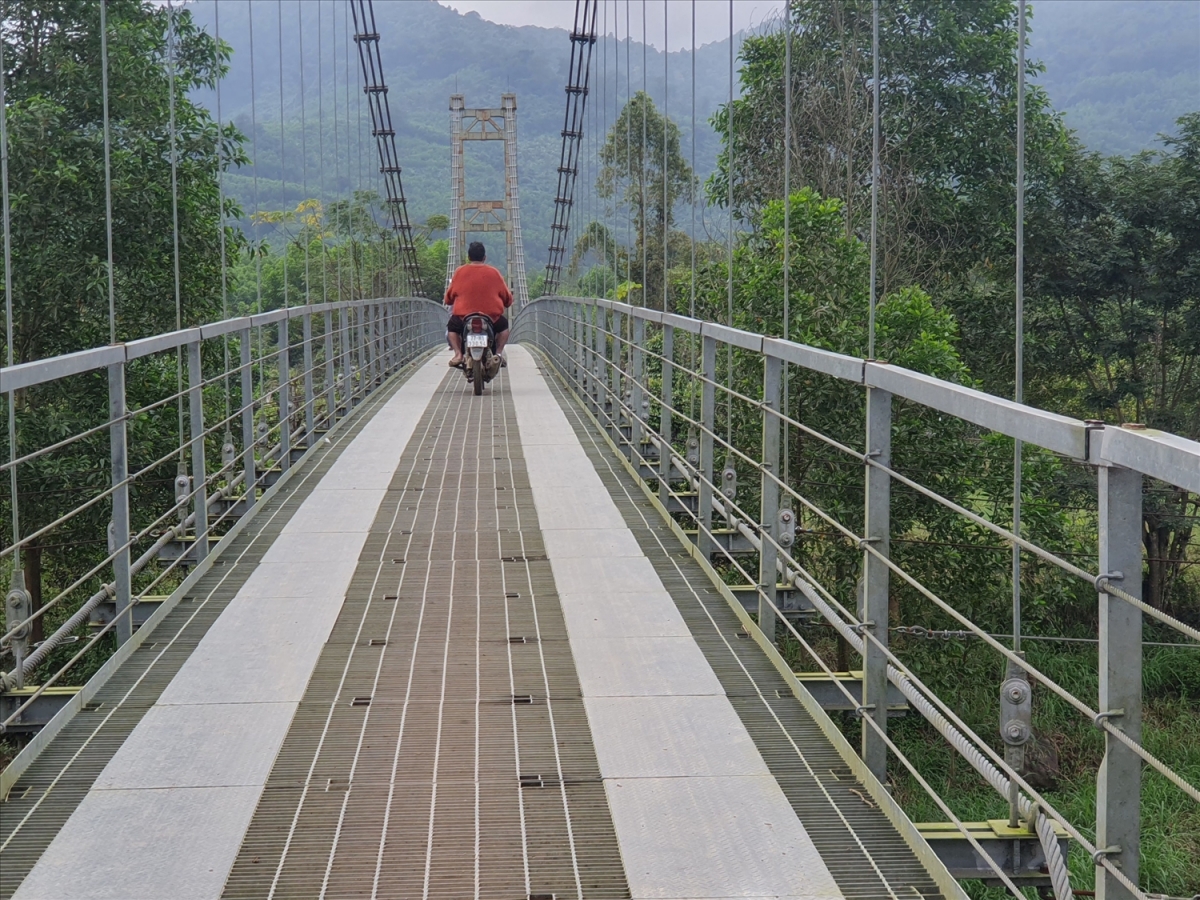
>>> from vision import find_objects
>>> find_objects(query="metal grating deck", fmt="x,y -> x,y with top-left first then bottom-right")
221,370 -> 629,900
0,360 -> 433,900
539,355 -> 949,900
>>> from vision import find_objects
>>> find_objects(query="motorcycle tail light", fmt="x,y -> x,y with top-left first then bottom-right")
471,319 -> 484,333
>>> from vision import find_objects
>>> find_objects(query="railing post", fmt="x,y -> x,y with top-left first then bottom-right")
356,304 -> 366,402
187,340 -> 210,563
278,319 -> 291,473
302,312 -> 315,446
631,315 -> 645,452
387,301 -> 396,372
609,310 -> 623,444
376,302 -> 384,381
239,326 -> 256,509
323,309 -> 335,426
698,334 -> 717,559
759,355 -> 782,645
366,302 -> 376,388
574,305 -> 583,385
1097,462 -> 1142,900
341,307 -> 352,413
592,306 -> 604,414
861,386 -> 892,782
658,323 -> 674,506
107,361 -> 132,645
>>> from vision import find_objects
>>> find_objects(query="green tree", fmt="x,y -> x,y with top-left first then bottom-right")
710,0 -> 1069,299
1026,115 -> 1200,613
597,91 -> 696,310
2,1 -> 241,658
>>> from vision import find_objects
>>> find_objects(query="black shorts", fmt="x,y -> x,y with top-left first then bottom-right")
447,313 -> 509,334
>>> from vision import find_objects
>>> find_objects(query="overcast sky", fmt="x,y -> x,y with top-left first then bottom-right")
435,0 -> 786,51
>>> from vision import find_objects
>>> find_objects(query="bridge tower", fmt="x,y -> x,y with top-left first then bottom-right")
446,94 -> 530,309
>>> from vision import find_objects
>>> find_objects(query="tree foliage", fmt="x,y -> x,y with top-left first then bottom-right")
710,0 -> 1070,298
596,91 -> 696,309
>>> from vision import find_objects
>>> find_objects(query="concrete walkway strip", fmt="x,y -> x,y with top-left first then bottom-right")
507,346 -> 844,900
13,358 -> 446,900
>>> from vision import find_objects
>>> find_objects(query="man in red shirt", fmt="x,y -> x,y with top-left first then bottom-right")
444,241 -> 513,367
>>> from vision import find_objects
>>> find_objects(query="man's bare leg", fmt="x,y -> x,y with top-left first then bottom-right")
448,331 -> 464,366
494,329 -> 509,357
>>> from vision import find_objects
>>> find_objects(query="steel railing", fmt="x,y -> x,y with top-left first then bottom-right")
1,298 -> 446,733
515,295 -> 1200,900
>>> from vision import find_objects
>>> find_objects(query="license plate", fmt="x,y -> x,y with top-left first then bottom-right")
466,334 -> 488,348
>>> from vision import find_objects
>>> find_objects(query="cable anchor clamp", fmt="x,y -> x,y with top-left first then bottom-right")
1094,571 -> 1124,590
1093,709 -> 1125,730
1091,845 -> 1122,865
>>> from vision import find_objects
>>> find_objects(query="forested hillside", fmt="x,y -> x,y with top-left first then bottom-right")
186,0 -> 1198,275
187,0 -> 742,274
1031,0 -> 1200,156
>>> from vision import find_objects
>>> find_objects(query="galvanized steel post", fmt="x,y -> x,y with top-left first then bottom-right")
698,335 -> 717,559
356,305 -> 366,402
631,316 -> 645,450
369,302 -> 379,387
1097,462 -> 1142,900
592,306 -> 604,414
107,361 -> 131,645
659,323 -> 674,506
759,355 -> 782,645
278,319 -> 291,473
323,309 -> 335,424
302,312 -> 315,445
239,326 -> 256,509
187,340 -> 210,562
340,307 -> 353,413
861,386 -> 892,781
574,305 -> 584,384
609,310 -> 623,444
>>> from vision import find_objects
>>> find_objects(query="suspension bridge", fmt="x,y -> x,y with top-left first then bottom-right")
2,3 -> 1198,900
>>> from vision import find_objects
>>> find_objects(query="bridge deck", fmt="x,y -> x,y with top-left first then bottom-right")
2,349 -> 945,900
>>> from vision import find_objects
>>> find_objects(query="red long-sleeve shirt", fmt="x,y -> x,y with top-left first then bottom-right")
444,263 -> 513,321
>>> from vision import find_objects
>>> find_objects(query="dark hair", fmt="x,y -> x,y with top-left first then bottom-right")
467,241 -> 486,262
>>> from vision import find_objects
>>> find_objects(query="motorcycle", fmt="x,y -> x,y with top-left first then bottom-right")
459,313 -> 502,395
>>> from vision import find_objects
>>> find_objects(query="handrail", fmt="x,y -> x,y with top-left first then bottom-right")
2,297 -> 447,728
515,295 -> 1200,900
0,297 -> 444,393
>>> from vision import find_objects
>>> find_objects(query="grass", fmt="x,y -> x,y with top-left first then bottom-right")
777,624 -> 1200,899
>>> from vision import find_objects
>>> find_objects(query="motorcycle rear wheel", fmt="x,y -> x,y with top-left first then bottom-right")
474,357 -> 485,395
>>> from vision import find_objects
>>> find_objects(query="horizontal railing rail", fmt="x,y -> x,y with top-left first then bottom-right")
515,295 -> 1200,900
1,297 -> 447,735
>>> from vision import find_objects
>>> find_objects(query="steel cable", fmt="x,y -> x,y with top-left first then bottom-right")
528,308 -> 1157,898
1,19 -> 17,570
531,306 -> 1200,813
168,2 -> 185,462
